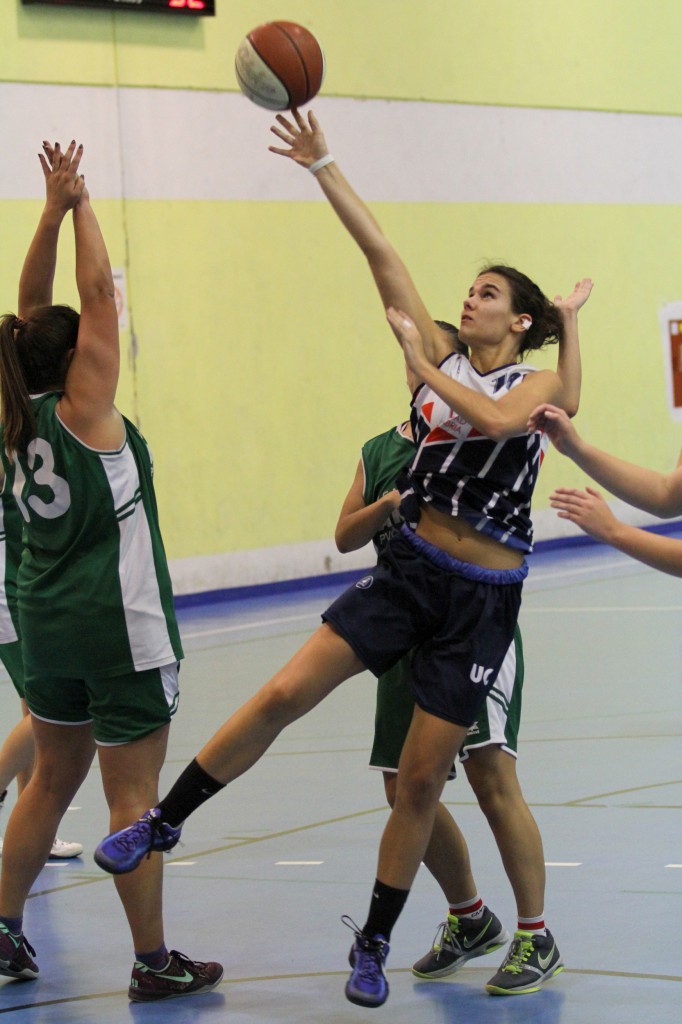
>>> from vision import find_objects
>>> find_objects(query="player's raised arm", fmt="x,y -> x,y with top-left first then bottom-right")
269,109 -> 452,367
57,183 -> 122,450
18,141 -> 84,317
553,278 -> 593,417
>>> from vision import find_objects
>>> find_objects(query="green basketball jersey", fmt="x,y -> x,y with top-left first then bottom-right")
0,393 -> 183,678
0,482 -> 22,643
361,423 -> 414,554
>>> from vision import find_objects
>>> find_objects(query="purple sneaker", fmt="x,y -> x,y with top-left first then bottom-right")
342,916 -> 389,1008
94,808 -> 181,875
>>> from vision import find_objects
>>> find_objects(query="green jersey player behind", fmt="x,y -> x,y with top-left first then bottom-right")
0,139 -> 221,1002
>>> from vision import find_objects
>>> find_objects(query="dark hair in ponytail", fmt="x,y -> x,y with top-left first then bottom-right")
479,264 -> 564,358
0,305 -> 79,457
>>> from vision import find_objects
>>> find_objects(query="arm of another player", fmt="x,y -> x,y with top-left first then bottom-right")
528,404 -> 682,518
269,109 -> 452,368
18,141 -> 85,317
553,278 -> 593,417
551,485 -> 682,577
335,458 -> 401,554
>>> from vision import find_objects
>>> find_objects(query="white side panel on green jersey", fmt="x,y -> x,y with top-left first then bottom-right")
0,499 -> 18,644
99,446 -> 177,672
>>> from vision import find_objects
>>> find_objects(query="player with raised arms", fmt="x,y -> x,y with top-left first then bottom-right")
95,110 -> 591,1008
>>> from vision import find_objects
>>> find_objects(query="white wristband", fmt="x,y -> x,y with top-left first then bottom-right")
309,154 -> 335,175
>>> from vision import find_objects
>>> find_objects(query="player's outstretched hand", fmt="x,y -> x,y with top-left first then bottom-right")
269,108 -> 329,169
550,486 -> 618,543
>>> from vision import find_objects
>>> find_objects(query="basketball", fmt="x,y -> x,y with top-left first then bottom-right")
235,21 -> 325,111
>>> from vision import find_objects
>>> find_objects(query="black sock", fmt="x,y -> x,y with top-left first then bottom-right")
157,758 -> 225,828
362,879 -> 410,942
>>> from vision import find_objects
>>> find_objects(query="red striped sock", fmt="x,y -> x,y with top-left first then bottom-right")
518,915 -> 546,935
449,896 -> 484,919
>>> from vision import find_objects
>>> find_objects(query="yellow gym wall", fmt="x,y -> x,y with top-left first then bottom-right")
1,1 -> 681,592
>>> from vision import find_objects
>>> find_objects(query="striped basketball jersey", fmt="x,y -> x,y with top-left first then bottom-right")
0,481 -> 22,644
0,393 -> 183,678
361,423 -> 414,554
408,352 -> 548,552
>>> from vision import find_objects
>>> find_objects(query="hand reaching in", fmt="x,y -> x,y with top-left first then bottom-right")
527,403 -> 581,455
550,486 -> 618,543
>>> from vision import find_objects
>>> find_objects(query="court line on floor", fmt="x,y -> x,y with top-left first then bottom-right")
178,553 -> 657,641
180,600 -> 681,642
1,964 -> 680,1015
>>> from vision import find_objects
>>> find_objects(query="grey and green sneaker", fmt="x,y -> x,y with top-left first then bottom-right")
412,908 -> 510,979
485,929 -> 563,995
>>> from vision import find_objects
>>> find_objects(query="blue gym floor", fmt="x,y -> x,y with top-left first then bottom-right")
0,537 -> 680,1023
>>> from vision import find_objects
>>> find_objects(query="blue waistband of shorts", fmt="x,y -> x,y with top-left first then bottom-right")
399,524 -> 528,584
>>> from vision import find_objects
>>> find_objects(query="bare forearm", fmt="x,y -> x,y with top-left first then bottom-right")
336,493 -> 399,553
418,361 -> 505,435
18,206 -> 67,315
556,309 -> 581,417
567,439 -> 682,518
314,163 -> 439,357
603,521 -> 682,577
417,361 -> 562,440
314,162 -> 389,261
73,199 -> 115,305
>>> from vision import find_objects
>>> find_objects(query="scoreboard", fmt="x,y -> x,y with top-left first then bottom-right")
21,1 -> 215,15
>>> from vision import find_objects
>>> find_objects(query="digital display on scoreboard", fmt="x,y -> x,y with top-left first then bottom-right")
22,0 -> 215,15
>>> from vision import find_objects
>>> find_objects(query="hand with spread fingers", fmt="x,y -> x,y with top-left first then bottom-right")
269,108 -> 329,168
553,278 -> 593,319
549,485 -> 618,542
39,139 -> 86,211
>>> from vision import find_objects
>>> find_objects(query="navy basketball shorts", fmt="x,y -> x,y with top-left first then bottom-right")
323,525 -> 527,728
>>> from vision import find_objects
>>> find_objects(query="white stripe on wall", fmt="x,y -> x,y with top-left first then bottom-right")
2,83 -> 682,204
168,504 -> 681,595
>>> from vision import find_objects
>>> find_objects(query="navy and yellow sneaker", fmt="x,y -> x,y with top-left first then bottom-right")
343,916 -> 390,1008
412,907 -> 510,978
0,923 -> 39,980
485,929 -> 563,995
94,808 -> 181,875
128,949 -> 223,1002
